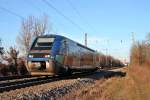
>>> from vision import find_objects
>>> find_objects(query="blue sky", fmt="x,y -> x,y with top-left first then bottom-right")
0,0 -> 149,62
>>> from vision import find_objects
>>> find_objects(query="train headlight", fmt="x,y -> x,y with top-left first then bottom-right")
50,56 -> 54,60
45,55 -> 50,58
29,55 -> 33,58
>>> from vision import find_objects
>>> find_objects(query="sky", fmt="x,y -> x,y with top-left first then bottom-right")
0,0 -> 149,62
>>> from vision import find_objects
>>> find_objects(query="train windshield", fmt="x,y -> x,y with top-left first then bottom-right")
31,37 -> 55,50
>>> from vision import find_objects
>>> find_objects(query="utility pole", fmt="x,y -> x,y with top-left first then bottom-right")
106,48 -> 108,66
132,32 -> 135,44
106,40 -> 109,67
98,51 -> 101,67
85,33 -> 87,46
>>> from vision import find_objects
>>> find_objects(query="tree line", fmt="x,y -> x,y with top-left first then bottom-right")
130,33 -> 150,65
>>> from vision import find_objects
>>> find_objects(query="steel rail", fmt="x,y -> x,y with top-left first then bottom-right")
0,75 -> 39,81
0,70 -> 96,93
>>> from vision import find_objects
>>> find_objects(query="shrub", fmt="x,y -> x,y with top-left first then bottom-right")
17,58 -> 28,75
130,41 -> 150,66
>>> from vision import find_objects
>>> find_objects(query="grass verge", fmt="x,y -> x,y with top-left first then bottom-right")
62,66 -> 150,100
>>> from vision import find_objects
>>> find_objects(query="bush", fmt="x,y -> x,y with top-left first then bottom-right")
0,57 -> 28,76
17,58 -> 28,75
130,41 -> 150,65
0,64 -> 9,76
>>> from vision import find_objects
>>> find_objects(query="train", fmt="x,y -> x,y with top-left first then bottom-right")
26,34 -> 99,76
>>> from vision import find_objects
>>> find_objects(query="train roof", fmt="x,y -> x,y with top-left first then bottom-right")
37,34 -> 95,52
37,34 -> 62,38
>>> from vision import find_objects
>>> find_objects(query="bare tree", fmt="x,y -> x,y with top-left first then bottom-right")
17,15 -> 51,55
34,15 -> 49,37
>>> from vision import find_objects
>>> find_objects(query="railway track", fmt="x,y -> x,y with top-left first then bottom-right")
0,75 -> 38,81
0,70 -> 96,93
0,76 -> 55,93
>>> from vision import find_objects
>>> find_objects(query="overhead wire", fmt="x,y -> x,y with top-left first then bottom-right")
65,0 -> 84,22
0,6 -> 24,20
24,0 -> 44,13
25,0 -> 64,34
65,0 -> 97,33
41,0 -> 85,32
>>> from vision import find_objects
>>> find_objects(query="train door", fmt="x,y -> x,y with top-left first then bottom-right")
56,39 -> 66,64
62,39 -> 74,67
71,43 -> 79,68
61,39 -> 68,65
73,44 -> 80,68
78,47 -> 81,67
94,52 -> 99,67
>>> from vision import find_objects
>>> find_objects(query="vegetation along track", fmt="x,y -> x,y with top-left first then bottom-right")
0,70 -> 97,93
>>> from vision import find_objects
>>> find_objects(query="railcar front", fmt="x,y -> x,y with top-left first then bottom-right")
26,35 -> 62,76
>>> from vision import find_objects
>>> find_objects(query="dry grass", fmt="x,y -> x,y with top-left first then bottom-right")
105,65 -> 150,100
61,70 -> 126,100
128,65 -> 150,99
61,65 -> 150,100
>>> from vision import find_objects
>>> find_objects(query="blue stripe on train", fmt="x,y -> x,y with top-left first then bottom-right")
51,36 -> 63,57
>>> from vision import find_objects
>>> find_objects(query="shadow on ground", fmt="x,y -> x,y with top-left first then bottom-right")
85,69 -> 126,80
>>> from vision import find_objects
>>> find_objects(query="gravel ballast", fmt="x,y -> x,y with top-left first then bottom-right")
0,78 -> 94,100
0,68 -> 125,100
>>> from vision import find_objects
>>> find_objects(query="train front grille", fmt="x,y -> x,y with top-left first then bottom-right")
33,54 -> 45,58
30,61 -> 46,70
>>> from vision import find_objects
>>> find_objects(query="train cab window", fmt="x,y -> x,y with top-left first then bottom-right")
31,37 -> 55,50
